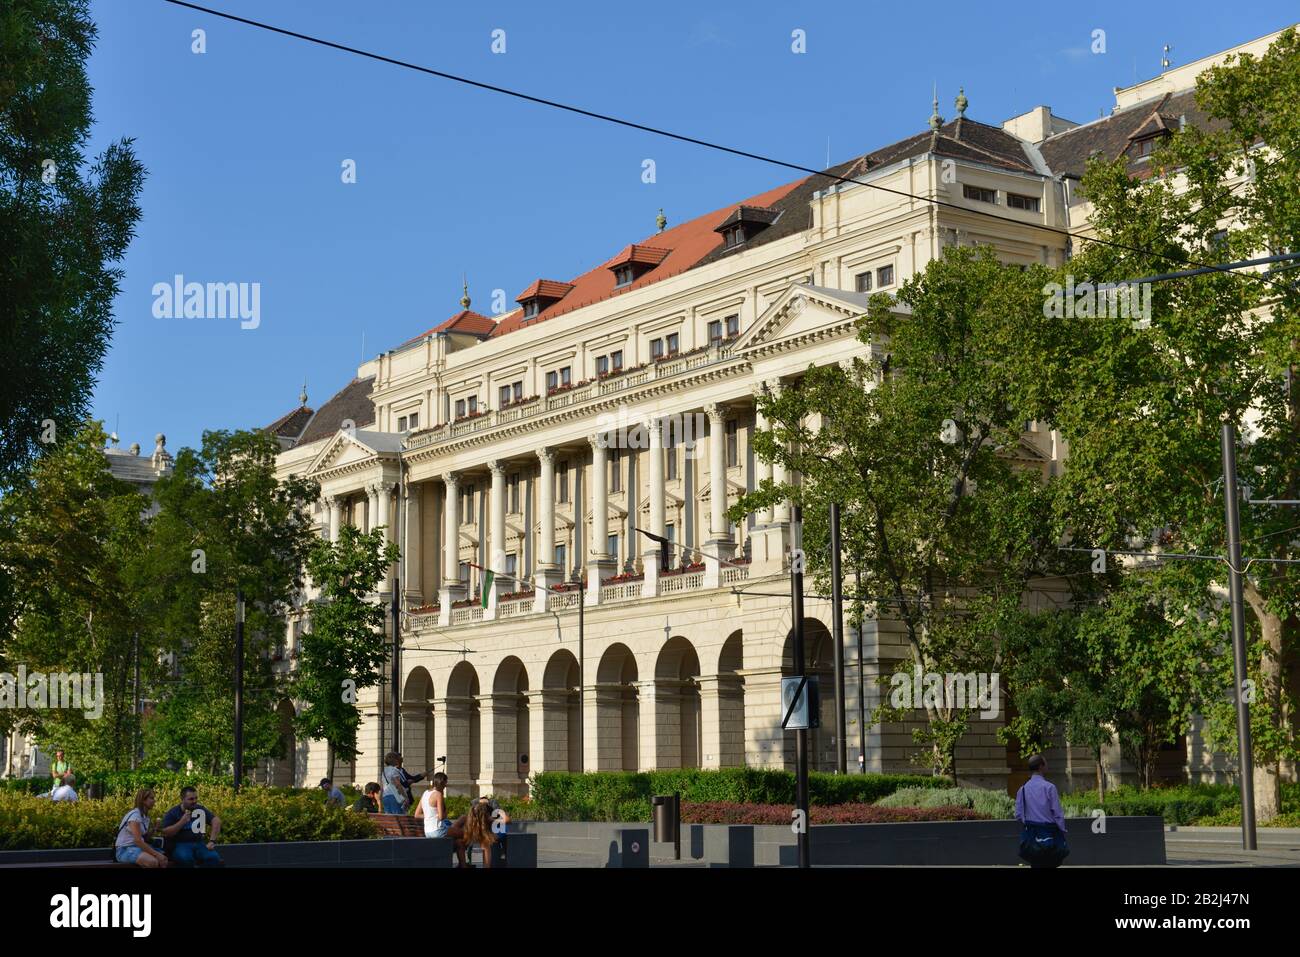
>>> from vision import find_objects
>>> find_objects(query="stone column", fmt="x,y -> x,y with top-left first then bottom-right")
526,689 -> 573,775
591,684 -> 629,772
478,693 -> 524,796
403,480 -> 422,604
327,496 -> 342,542
704,404 -> 736,588
438,472 -> 464,626
486,461 -> 509,616
637,680 -> 675,772
587,434 -> 616,600
646,417 -> 665,596
366,485 -> 379,534
535,448 -> 558,609
754,400 -> 774,525
433,696 -> 474,796
698,675 -> 743,769
768,381 -> 790,524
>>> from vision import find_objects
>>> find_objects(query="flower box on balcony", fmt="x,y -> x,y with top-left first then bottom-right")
546,384 -> 574,397
551,581 -> 580,592
500,589 -> 536,602
601,572 -> 644,585
451,597 -> 480,609
409,603 -> 440,615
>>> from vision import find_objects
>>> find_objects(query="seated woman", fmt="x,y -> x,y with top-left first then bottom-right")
414,772 -> 453,838
115,788 -> 169,868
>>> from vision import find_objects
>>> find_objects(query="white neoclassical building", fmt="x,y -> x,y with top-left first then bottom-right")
261,26 -> 1294,796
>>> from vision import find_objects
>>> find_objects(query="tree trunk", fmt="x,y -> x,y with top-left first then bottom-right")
1244,582 -> 1285,821
327,742 -> 336,780
1096,747 -> 1105,801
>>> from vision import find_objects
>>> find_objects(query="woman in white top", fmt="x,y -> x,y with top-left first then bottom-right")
414,771 -> 452,838
115,788 -> 169,867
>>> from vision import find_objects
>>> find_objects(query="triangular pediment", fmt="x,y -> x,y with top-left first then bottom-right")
307,429 -> 400,476
733,282 -> 879,355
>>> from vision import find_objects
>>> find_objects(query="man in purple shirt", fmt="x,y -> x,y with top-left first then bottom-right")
1015,755 -> 1069,867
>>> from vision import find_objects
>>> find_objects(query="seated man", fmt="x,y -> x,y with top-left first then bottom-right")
50,773 -> 79,802
161,785 -> 224,867
352,782 -> 381,813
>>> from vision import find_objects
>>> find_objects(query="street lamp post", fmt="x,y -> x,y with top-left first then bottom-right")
573,566 -> 585,772
233,589 -> 245,793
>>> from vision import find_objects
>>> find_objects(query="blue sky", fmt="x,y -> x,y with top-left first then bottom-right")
85,0 -> 1299,454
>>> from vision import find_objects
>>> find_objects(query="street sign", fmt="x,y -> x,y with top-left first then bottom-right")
781,675 -> 821,730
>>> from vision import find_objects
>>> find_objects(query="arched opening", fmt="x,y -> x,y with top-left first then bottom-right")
596,643 -> 639,771
654,637 -> 702,768
446,661 -> 481,796
272,699 -> 296,787
781,619 -> 839,772
717,630 -> 745,767
401,668 -> 435,792
492,656 -> 531,790
543,649 -> 582,771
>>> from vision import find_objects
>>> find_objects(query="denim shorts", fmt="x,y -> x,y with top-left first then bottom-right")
116,845 -> 145,864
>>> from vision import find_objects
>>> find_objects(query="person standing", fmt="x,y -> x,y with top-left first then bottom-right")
395,754 -> 426,807
161,785 -> 224,867
50,750 -> 69,789
380,752 -> 408,814
1015,754 -> 1069,868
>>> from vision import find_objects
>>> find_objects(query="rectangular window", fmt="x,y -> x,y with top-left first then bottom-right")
607,534 -> 619,562
725,314 -> 739,338
408,411 -> 418,429
611,349 -> 624,371
523,300 -> 540,319
560,366 -> 571,387
499,385 -> 512,407
610,448 -> 622,492
708,319 -> 723,343
455,399 -> 466,419
546,371 -> 558,392
557,461 -> 569,503
505,553 -> 517,578
665,523 -> 675,544
397,415 -> 407,432
513,381 -> 523,402
554,543 -> 567,574
596,355 -> 609,376
468,396 -> 478,415
650,338 -> 664,360
666,419 -> 678,480
614,265 -> 634,287
877,264 -> 895,287
667,332 -> 679,354
1007,192 -> 1040,212
459,561 -> 470,583
855,271 -> 873,293
509,473 -> 520,513
725,420 -> 738,468
963,184 -> 997,204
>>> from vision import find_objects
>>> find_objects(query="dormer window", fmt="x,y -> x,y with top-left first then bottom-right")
524,300 -> 541,319
714,205 -> 780,250
516,279 -> 574,321
614,265 -> 635,287
606,244 -> 670,288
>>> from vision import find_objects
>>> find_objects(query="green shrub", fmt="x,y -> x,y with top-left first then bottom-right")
526,769 -> 945,821
0,786 -> 377,850
1061,784 -> 1240,825
876,786 -> 1016,819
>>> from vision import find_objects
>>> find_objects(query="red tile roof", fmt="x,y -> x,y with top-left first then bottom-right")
488,177 -> 806,338
517,279 -> 575,303
605,244 -> 671,269
401,309 -> 496,346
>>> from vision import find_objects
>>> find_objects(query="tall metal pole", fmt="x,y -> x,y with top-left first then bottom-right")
390,483 -> 401,756
577,575 -> 585,772
1221,422 -> 1257,851
132,633 -> 140,771
791,504 -> 810,869
829,503 -> 847,774
233,589 -> 244,793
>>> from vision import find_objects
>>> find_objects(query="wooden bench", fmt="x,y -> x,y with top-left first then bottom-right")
369,813 -> 424,837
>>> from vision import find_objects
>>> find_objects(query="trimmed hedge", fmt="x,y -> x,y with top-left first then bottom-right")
1061,782 -> 1299,826
527,769 -> 948,822
876,786 -> 1016,819
682,801 -> 988,825
0,769 -> 234,798
0,786 -> 377,850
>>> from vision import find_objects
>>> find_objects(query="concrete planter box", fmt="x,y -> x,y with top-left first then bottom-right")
514,816 -> 1164,867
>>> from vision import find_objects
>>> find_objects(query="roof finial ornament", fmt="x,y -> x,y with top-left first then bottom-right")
656,208 -> 667,233
955,87 -> 967,118
460,274 -> 470,310
300,379 -> 308,407
1161,44 -> 1173,69
929,83 -> 943,131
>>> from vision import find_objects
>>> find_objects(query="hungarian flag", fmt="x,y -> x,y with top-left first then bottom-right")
480,570 -> 494,608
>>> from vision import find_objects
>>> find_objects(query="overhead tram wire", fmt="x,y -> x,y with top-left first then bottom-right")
160,0 -> 1295,297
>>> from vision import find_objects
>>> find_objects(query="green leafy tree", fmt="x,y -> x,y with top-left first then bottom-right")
732,246 -> 1070,779
0,0 -> 145,488
0,421 -> 153,771
296,524 -> 398,777
138,429 -> 319,775
1046,29 -> 1300,816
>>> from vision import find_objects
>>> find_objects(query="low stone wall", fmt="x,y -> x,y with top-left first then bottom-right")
515,816 -> 1165,867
